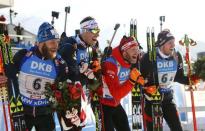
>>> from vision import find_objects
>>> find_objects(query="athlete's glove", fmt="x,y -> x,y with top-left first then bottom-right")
90,60 -> 101,73
79,61 -> 88,73
79,61 -> 95,79
84,69 -> 95,79
144,85 -> 157,95
103,46 -> 112,57
144,85 -> 158,101
129,68 -> 145,86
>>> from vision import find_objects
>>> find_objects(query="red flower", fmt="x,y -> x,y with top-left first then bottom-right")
54,90 -> 62,102
69,84 -> 82,100
50,84 -> 57,91
75,83 -> 82,89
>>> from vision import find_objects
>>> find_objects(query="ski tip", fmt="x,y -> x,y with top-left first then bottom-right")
134,19 -> 137,24
130,19 -> 133,24
151,27 -> 155,32
146,27 -> 150,32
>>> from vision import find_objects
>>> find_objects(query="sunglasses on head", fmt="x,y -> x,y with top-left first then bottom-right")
87,28 -> 100,34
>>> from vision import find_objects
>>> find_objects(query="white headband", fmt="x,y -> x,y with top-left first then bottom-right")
80,20 -> 98,29
121,41 -> 138,51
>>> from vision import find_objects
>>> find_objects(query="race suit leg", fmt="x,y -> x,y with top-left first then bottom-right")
144,100 -> 153,131
34,114 -> 55,131
102,104 -> 130,131
112,104 -> 130,131
162,92 -> 183,131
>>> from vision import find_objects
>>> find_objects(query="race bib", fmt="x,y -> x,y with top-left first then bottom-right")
19,55 -> 57,106
157,59 -> 177,87
76,49 -> 88,64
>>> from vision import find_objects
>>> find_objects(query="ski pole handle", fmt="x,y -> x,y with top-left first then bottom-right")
179,34 -> 197,47
108,23 -> 120,47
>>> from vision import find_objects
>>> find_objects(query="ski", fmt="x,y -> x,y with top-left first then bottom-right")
0,35 -> 13,131
130,18 -> 144,131
130,19 -> 134,37
146,27 -> 163,131
0,83 -> 10,131
132,84 -> 143,131
10,95 -> 26,131
179,35 -> 197,131
0,34 -> 27,131
133,19 -> 137,40
91,93 -> 102,131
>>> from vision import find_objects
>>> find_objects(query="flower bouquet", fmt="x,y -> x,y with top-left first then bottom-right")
45,80 -> 87,131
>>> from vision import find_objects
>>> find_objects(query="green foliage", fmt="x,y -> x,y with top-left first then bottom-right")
193,57 -> 205,80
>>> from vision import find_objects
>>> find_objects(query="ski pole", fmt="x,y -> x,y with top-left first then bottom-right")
108,23 -> 120,47
179,34 -> 197,131
103,23 -> 120,60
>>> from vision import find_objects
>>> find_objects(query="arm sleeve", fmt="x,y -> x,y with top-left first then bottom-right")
140,53 -> 150,78
56,60 -> 69,82
140,53 -> 157,86
13,49 -> 28,72
4,49 -> 27,79
102,61 -> 134,101
58,44 -> 80,82
174,52 -> 189,85
58,44 -> 75,65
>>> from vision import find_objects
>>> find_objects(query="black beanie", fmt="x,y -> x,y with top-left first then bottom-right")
156,29 -> 175,47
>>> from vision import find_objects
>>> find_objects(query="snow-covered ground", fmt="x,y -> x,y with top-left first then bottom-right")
165,83 -> 205,131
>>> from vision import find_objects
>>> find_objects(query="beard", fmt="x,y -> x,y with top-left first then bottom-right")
124,52 -> 137,64
41,44 -> 56,59
128,57 -> 137,64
